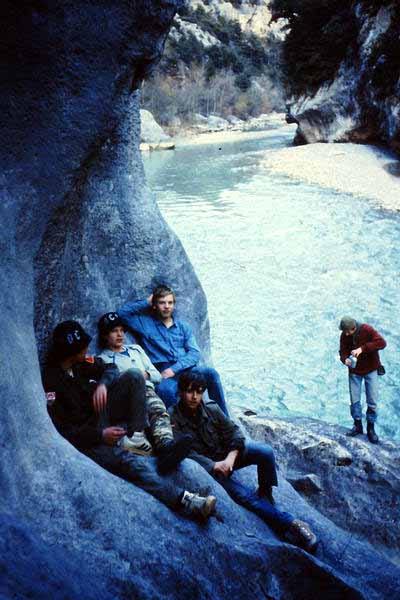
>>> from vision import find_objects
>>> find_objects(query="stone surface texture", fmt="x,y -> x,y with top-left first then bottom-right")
1,2 -> 400,599
239,413 -> 400,564
291,3 -> 400,153
140,108 -> 171,143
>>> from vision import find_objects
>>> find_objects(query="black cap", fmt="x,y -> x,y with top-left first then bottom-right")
52,321 -> 92,360
97,312 -> 125,336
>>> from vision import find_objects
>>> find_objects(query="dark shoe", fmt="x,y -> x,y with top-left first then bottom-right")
181,491 -> 216,521
258,486 -> 275,505
367,423 -> 379,444
157,435 -> 192,474
286,519 -> 318,553
346,420 -> 363,437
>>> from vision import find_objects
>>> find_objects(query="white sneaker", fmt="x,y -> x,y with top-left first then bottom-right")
118,432 -> 152,456
181,491 -> 216,520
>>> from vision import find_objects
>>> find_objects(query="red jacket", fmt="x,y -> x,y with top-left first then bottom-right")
339,323 -> 386,375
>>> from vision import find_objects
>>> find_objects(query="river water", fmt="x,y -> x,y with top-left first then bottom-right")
143,127 -> 400,441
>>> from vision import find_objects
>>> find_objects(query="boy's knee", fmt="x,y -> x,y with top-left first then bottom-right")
262,444 -> 275,461
207,367 -> 219,379
252,442 -> 275,463
124,368 -> 145,382
121,369 -> 146,391
198,366 -> 220,381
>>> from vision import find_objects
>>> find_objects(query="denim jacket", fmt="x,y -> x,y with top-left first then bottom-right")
98,344 -> 161,389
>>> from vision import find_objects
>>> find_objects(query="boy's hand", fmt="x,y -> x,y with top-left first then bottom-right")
102,427 -> 126,446
93,384 -> 108,413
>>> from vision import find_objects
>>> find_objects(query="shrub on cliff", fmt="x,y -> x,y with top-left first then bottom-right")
365,5 -> 400,99
141,67 -> 277,125
269,0 -> 358,95
141,1 -> 283,123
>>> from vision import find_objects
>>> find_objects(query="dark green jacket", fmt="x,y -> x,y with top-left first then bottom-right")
170,400 -> 245,473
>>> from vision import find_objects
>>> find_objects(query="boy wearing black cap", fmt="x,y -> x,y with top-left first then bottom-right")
43,320 -> 150,453
97,312 -> 192,473
42,320 -> 217,521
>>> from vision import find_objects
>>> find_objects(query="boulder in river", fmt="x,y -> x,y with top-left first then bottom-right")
140,109 -> 175,151
207,114 -> 230,131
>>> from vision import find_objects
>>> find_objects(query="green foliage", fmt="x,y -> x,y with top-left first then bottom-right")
269,0 -> 400,101
160,3 -> 273,96
175,32 -> 204,65
141,67 -> 281,126
363,0 -> 396,16
177,3 -> 190,17
235,72 -> 252,91
141,2 -> 285,123
269,0 -> 358,95
366,6 -> 400,98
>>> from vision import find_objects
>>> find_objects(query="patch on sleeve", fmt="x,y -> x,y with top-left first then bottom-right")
85,356 -> 95,363
46,392 -> 56,406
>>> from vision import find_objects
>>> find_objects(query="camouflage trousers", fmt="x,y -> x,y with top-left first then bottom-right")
146,387 -> 174,452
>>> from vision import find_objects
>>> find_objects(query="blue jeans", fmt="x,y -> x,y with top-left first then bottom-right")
84,447 -> 182,508
349,370 -> 378,423
156,366 -> 228,415
215,441 -> 293,532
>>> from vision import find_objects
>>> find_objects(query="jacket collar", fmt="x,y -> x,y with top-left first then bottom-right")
101,345 -> 138,358
155,317 -> 176,330
101,348 -> 118,358
177,399 -> 209,423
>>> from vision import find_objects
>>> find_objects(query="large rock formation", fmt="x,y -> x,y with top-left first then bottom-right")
239,413 -> 400,564
287,3 -> 400,152
1,2 -> 399,598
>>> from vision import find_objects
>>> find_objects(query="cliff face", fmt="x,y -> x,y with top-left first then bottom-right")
183,0 -> 273,36
1,2 -> 400,598
141,0 -> 286,124
290,3 -> 400,151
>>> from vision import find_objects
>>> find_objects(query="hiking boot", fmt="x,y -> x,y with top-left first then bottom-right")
346,419 -> 363,437
181,491 -> 216,521
258,486 -> 275,505
118,432 -> 152,456
286,519 -> 318,553
367,423 -> 379,444
157,435 -> 192,474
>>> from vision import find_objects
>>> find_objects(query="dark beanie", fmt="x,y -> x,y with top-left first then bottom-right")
97,312 -> 125,336
52,321 -> 92,360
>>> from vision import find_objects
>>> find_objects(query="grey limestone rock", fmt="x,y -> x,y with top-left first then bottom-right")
239,413 -> 400,564
290,3 -> 400,153
1,1 -> 400,598
140,108 -> 171,143
287,473 -> 323,495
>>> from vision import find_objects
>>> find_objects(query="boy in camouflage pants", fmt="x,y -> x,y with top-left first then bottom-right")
97,312 -> 191,473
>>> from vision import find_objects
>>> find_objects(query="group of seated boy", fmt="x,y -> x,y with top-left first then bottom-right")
42,285 -> 318,552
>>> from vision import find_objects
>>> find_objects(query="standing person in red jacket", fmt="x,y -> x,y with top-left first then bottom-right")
339,316 -> 386,443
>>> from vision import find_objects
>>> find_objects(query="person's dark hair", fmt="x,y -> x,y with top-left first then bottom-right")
339,316 -> 357,332
152,284 -> 176,306
97,312 -> 125,349
178,371 -> 207,393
